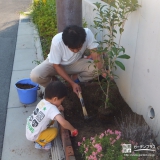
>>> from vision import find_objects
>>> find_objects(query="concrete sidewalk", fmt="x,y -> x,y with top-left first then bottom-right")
1,13 -> 52,160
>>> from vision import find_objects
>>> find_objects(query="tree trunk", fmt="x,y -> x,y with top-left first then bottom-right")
56,0 -> 82,33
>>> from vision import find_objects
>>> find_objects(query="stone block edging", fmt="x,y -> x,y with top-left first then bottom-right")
60,112 -> 76,160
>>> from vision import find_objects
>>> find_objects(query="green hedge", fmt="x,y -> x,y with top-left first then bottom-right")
31,0 -> 57,59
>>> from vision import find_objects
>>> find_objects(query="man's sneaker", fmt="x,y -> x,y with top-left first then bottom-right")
74,78 -> 80,84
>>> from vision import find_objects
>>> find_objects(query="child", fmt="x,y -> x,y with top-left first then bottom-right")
26,81 -> 78,150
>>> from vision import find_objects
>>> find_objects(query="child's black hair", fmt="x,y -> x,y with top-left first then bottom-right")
62,25 -> 86,49
44,81 -> 67,99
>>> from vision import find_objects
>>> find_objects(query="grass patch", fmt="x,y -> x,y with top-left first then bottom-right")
30,0 -> 57,59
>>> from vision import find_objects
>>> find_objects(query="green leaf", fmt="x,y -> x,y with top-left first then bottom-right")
106,26 -> 110,30
108,51 -> 114,58
113,29 -> 117,33
93,2 -> 101,9
119,28 -> 124,34
112,47 -> 117,54
100,5 -> 107,12
95,17 -> 102,21
118,54 -> 130,59
118,47 -> 125,53
118,22 -> 123,27
115,61 -> 125,70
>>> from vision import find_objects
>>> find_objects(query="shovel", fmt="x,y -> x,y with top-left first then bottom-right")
78,91 -> 89,120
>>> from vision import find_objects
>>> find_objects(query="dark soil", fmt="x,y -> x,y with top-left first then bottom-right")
62,81 -> 147,160
16,83 -> 35,89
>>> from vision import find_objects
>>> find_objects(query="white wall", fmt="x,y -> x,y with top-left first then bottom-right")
83,0 -> 160,143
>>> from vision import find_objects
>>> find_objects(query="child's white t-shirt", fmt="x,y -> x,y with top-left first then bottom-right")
48,28 -> 99,65
26,99 -> 60,141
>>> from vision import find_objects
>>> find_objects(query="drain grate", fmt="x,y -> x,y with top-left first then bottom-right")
21,19 -> 30,23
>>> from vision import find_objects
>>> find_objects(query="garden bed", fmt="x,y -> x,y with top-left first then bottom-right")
62,81 -> 146,160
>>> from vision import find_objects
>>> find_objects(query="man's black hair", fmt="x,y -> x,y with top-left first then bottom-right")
44,81 -> 67,99
62,25 -> 86,49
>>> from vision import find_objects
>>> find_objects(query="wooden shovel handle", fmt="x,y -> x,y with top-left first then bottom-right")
78,92 -> 88,117
78,92 -> 84,106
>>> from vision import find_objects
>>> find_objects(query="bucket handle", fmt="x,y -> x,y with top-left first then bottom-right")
31,86 -> 40,91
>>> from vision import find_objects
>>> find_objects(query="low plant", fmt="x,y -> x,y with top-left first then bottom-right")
78,129 -> 139,160
83,18 -> 88,28
30,0 -> 57,59
115,113 -> 160,160
32,60 -> 42,65
92,1 -> 140,108
115,113 -> 159,146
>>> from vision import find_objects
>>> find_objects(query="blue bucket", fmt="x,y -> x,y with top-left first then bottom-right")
15,78 -> 39,104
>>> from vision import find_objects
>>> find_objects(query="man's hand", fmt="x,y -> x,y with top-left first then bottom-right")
53,64 -> 81,95
101,69 -> 114,80
90,48 -> 103,70
71,82 -> 81,96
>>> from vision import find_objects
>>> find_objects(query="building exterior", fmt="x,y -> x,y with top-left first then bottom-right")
83,0 -> 160,143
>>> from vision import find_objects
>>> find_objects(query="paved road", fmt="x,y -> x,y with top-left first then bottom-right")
0,0 -> 31,158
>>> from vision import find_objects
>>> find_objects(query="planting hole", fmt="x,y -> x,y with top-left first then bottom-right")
148,106 -> 155,119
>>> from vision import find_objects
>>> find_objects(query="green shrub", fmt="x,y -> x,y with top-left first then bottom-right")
31,0 -> 57,58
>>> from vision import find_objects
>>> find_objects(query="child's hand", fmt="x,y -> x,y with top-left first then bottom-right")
58,105 -> 64,111
71,129 -> 78,136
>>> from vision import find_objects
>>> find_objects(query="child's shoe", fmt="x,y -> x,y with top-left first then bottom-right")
42,142 -> 52,151
35,142 -> 42,149
35,142 -> 52,151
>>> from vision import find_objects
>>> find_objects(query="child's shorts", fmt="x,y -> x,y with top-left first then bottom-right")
35,127 -> 58,146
